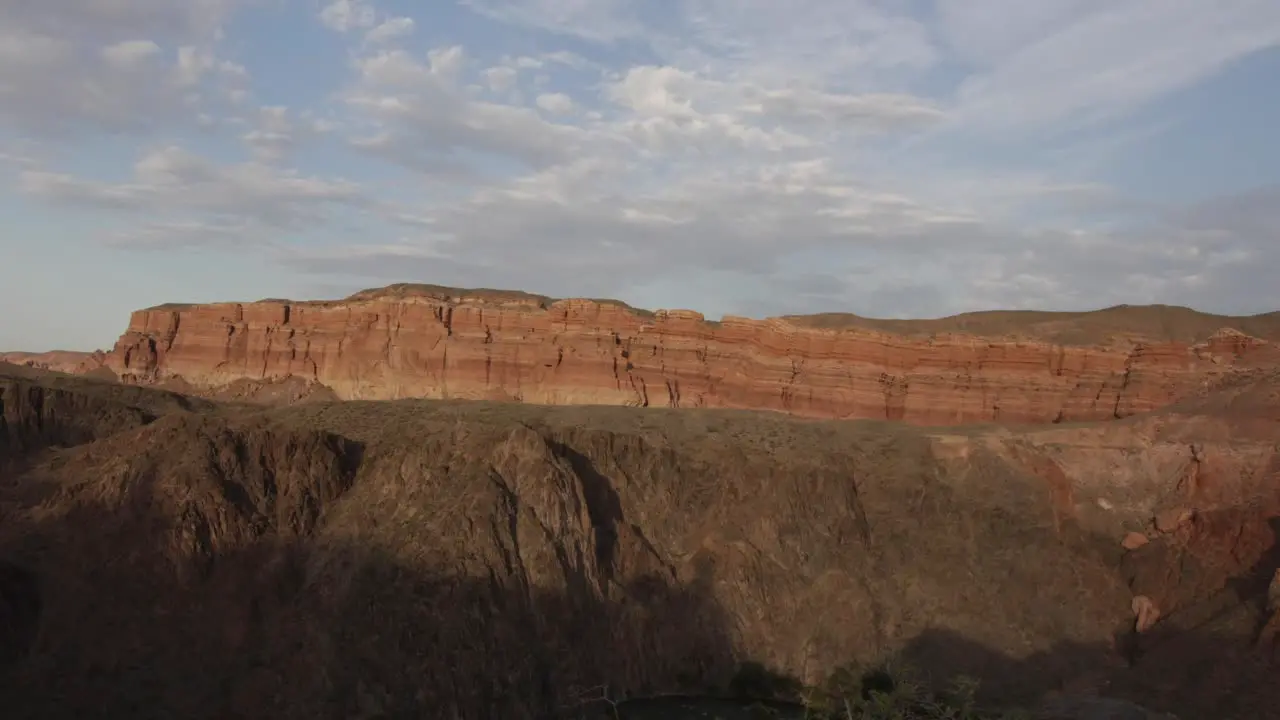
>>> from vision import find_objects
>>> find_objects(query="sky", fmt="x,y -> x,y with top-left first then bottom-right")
2,0 -> 1280,351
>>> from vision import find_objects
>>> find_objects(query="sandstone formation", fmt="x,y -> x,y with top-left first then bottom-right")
98,285 -> 1278,424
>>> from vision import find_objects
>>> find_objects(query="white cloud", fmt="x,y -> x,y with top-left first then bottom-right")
598,64 -> 941,156
461,0 -> 642,43
943,0 -> 1280,131
6,0 -> 1280,349
20,146 -> 369,247
535,93 -> 574,115
0,0 -> 248,135
749,88 -> 944,127
242,106 -> 297,163
933,0 -> 1097,66
319,0 -> 377,32
365,16 -> 415,45
483,66 -> 518,93
673,0 -> 938,85
340,47 -> 597,172
102,40 -> 162,68
2,0 -> 239,38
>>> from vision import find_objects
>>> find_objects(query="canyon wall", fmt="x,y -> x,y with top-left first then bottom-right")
102,287 -> 1276,425
5,361 -> 1279,717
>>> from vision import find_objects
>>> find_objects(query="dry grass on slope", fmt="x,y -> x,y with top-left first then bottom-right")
1,362 -> 217,416
783,304 -> 1280,345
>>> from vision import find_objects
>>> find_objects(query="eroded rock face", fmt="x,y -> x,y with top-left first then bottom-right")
99,287 -> 1273,424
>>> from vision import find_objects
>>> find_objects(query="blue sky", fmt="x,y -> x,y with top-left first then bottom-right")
3,0 -> 1280,351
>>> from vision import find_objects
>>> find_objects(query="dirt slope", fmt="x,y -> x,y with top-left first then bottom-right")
1,366 -> 1278,719
783,304 -> 1280,345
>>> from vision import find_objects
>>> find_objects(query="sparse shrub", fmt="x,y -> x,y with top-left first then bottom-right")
798,661 -> 1031,720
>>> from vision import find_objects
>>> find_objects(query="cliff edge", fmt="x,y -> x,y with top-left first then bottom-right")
95,284 -> 1280,425
95,284 -> 1279,423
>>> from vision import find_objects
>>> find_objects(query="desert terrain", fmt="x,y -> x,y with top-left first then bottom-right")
3,288 -> 1280,718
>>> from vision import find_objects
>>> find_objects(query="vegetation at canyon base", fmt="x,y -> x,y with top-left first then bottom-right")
580,661 -> 1037,719
799,667 -> 1028,720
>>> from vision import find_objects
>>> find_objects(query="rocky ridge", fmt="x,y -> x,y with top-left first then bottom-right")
0,350 -> 107,376
96,284 -> 1279,424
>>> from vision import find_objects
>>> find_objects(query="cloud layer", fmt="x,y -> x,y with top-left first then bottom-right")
3,0 -> 1280,349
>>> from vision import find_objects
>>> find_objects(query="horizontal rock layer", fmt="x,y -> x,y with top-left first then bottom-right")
102,288 -> 1276,424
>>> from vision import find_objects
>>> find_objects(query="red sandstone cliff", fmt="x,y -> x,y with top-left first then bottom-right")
100,285 -> 1276,425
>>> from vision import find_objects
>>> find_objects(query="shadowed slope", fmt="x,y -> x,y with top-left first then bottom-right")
1,367 -> 1278,718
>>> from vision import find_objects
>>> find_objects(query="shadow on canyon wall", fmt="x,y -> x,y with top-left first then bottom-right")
2,433 -> 1279,720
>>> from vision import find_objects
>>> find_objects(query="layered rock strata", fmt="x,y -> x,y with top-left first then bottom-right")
102,288 -> 1275,424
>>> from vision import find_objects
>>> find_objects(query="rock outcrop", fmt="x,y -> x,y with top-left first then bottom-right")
100,285 -> 1276,424
0,363 -> 213,469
